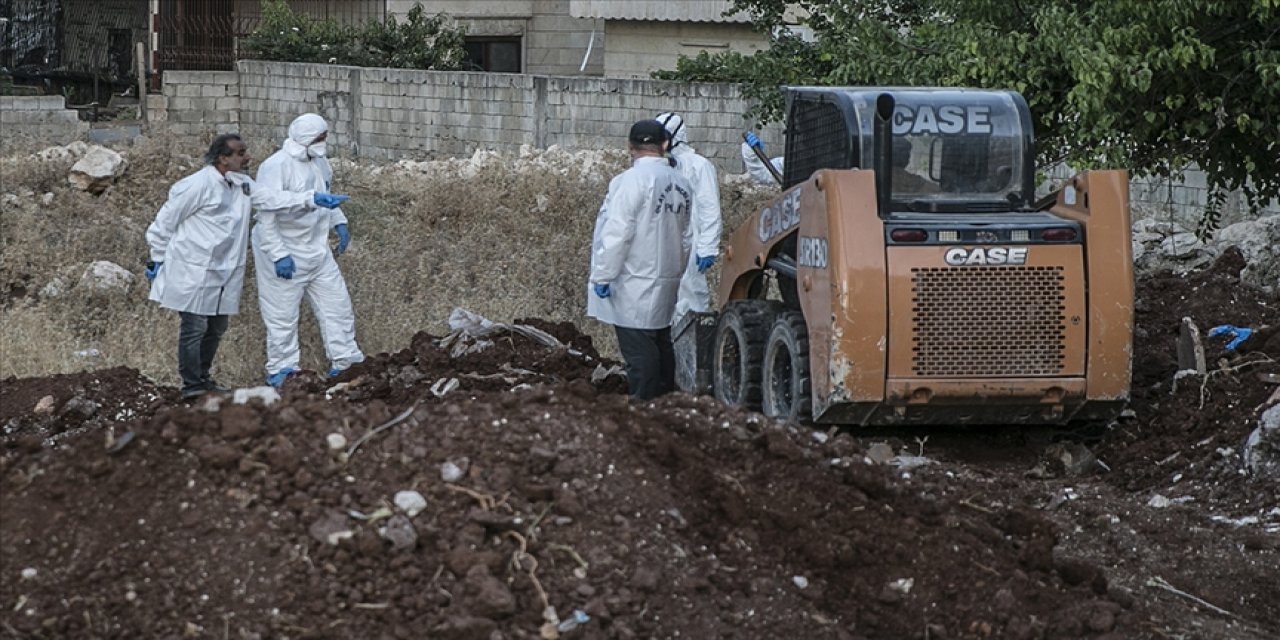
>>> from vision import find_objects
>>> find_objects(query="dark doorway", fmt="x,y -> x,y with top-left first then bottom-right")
462,37 -> 521,73
107,27 -> 132,79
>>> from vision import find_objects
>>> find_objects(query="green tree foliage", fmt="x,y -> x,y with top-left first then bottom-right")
243,0 -> 465,71
660,0 -> 1280,223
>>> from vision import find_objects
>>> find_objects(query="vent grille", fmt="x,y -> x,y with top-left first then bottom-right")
911,266 -> 1067,376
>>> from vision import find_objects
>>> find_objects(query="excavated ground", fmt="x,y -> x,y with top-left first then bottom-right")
2,255 -> 1277,640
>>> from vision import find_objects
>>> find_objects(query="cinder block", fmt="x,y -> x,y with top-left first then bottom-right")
215,97 -> 240,111
167,96 -> 195,111
164,70 -> 196,84
37,96 -> 67,110
175,84 -> 203,98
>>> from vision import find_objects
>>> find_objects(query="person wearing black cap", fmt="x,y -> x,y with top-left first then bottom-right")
587,119 -> 694,400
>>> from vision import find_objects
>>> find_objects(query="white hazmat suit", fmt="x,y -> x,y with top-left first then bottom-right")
741,142 -> 784,186
655,113 -> 723,325
147,166 -> 313,315
587,156 -> 693,330
251,114 -> 364,377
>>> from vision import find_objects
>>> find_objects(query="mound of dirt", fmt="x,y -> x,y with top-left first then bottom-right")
2,261 -> 1278,639
1099,248 -> 1280,509
1,366 -> 173,448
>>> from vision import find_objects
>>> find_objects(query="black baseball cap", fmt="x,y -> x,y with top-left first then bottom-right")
629,119 -> 668,145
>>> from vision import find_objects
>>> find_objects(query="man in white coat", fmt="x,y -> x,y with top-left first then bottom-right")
145,133 -> 348,399
252,113 -> 364,387
742,131 -> 784,186
588,120 -> 694,401
655,112 -> 722,326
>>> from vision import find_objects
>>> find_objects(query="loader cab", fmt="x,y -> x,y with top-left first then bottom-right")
782,88 -> 1035,213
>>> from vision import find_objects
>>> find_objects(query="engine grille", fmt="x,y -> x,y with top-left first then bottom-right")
911,266 -> 1067,376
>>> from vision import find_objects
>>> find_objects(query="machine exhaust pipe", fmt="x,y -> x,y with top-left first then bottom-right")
874,93 -> 895,218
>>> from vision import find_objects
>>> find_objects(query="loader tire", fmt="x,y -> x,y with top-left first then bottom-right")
713,300 -> 782,411
761,311 -> 812,424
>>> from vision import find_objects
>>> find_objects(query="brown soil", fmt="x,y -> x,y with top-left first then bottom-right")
2,252 -> 1277,640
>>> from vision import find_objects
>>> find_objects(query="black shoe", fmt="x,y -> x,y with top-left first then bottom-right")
180,387 -> 208,400
204,381 -> 231,393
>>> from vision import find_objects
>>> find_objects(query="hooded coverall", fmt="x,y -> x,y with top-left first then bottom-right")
251,114 -> 364,378
587,156 -> 693,399
146,165 -> 314,395
741,142 -> 785,186
656,113 -> 723,325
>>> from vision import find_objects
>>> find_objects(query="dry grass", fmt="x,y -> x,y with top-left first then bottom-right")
1,134 -> 776,387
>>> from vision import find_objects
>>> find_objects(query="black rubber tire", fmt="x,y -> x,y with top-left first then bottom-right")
713,300 -> 782,411
761,311 -> 812,424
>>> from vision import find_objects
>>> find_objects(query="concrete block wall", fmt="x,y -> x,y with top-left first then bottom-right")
0,96 -> 89,143
538,75 -> 775,168
229,60 -> 780,171
156,70 -> 241,139
354,68 -> 540,160
150,61 -> 1280,224
238,61 -> 356,151
1045,164 -> 1280,228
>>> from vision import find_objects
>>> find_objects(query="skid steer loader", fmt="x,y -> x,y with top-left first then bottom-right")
675,88 -> 1133,425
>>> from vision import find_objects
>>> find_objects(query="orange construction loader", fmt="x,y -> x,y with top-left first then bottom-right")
675,88 -> 1133,425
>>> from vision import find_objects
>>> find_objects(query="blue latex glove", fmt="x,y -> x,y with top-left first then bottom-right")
274,256 -> 296,280
593,283 -> 611,299
745,131 -> 764,152
1207,324 -> 1253,351
144,261 -> 162,281
334,223 -> 350,255
696,255 -> 716,273
314,193 -> 350,209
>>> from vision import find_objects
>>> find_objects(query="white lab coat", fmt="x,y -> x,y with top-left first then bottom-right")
587,156 -> 693,330
252,114 -> 363,375
146,165 -> 312,315
741,142 -> 784,186
669,143 -> 722,320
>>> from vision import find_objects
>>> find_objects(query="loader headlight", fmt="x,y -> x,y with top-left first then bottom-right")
1042,228 -> 1078,242
889,228 -> 928,242
1010,229 -> 1030,242
937,230 -> 959,242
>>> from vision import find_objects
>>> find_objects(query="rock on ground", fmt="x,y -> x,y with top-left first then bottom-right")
1216,215 -> 1280,293
68,145 -> 127,194
77,260 -> 135,293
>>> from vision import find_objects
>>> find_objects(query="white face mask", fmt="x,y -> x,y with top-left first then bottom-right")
307,141 -> 327,158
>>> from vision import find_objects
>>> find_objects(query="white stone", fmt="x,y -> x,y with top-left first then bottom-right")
20,568 -> 37,580
1216,215 -> 1280,293
68,146 -> 127,194
326,433 -> 347,450
1148,494 -> 1172,508
440,460 -> 465,483
232,386 -> 280,406
39,277 -> 66,299
394,490 -> 427,517
792,575 -> 809,589
1243,404 -> 1280,479
33,395 -> 55,415
33,140 -> 90,163
77,261 -> 135,293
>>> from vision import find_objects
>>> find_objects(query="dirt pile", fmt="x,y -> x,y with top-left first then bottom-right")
2,256 -> 1278,639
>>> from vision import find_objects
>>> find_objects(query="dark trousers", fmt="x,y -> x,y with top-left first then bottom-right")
178,312 -> 229,394
615,326 -> 675,401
